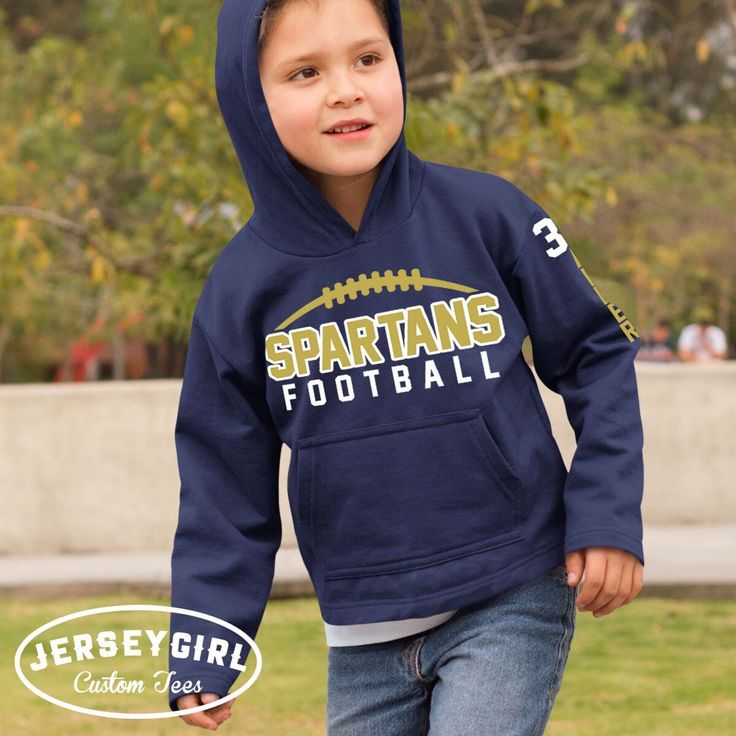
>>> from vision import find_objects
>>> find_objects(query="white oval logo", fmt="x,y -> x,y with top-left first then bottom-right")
14,604 -> 262,719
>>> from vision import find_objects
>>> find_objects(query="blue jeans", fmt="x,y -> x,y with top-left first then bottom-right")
326,565 -> 579,735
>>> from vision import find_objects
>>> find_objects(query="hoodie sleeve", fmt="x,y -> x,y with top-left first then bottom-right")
508,206 -> 645,567
167,312 -> 282,711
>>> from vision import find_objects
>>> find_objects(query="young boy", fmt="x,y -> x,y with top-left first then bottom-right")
168,0 -> 645,731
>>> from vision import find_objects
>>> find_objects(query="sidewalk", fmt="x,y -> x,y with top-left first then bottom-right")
1,524 -> 735,598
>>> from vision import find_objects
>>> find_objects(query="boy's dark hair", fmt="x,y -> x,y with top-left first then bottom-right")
256,0 -> 390,63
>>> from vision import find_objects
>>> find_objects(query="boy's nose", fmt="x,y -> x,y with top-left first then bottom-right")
325,73 -> 364,106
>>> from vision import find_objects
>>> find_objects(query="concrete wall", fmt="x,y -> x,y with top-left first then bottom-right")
1,362 -> 734,555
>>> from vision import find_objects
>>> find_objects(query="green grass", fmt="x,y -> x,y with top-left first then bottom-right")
1,592 -> 735,735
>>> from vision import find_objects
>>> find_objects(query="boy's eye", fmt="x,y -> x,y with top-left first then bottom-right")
290,54 -> 381,81
356,53 -> 380,68
292,68 -> 318,81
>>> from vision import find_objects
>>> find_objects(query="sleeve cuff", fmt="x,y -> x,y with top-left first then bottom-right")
564,528 -> 644,567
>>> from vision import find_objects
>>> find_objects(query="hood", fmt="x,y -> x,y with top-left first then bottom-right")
214,0 -> 423,257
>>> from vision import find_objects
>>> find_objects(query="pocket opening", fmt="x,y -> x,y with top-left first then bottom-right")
528,382 -> 555,441
462,412 -> 524,494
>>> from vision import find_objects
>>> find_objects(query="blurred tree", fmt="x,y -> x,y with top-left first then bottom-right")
594,0 -> 736,124
0,0 -> 734,380
0,0 -> 88,49
565,105 -> 735,340
0,2 -> 238,380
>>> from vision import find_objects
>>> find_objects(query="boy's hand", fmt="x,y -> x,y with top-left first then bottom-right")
565,546 -> 644,618
177,692 -> 235,730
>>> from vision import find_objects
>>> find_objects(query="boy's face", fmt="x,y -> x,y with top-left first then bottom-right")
258,0 -> 404,187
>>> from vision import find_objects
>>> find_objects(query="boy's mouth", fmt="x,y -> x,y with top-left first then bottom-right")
324,121 -> 374,137
326,123 -> 373,141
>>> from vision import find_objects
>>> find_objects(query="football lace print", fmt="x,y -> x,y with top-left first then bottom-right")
275,268 -> 478,330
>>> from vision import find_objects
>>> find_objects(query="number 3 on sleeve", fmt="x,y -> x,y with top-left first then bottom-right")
532,217 -> 569,258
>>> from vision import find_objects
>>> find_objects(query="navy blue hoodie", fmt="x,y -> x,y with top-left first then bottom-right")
168,0 -> 644,710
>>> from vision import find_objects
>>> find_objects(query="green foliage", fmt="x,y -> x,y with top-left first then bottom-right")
1,0 -> 735,379
407,75 -> 606,222
563,100 -> 736,338
0,0 -> 244,377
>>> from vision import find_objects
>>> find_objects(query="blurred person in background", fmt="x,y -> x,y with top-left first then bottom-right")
677,305 -> 728,363
636,318 -> 677,363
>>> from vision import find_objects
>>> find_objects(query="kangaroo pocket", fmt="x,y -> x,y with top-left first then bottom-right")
295,407 -> 526,580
